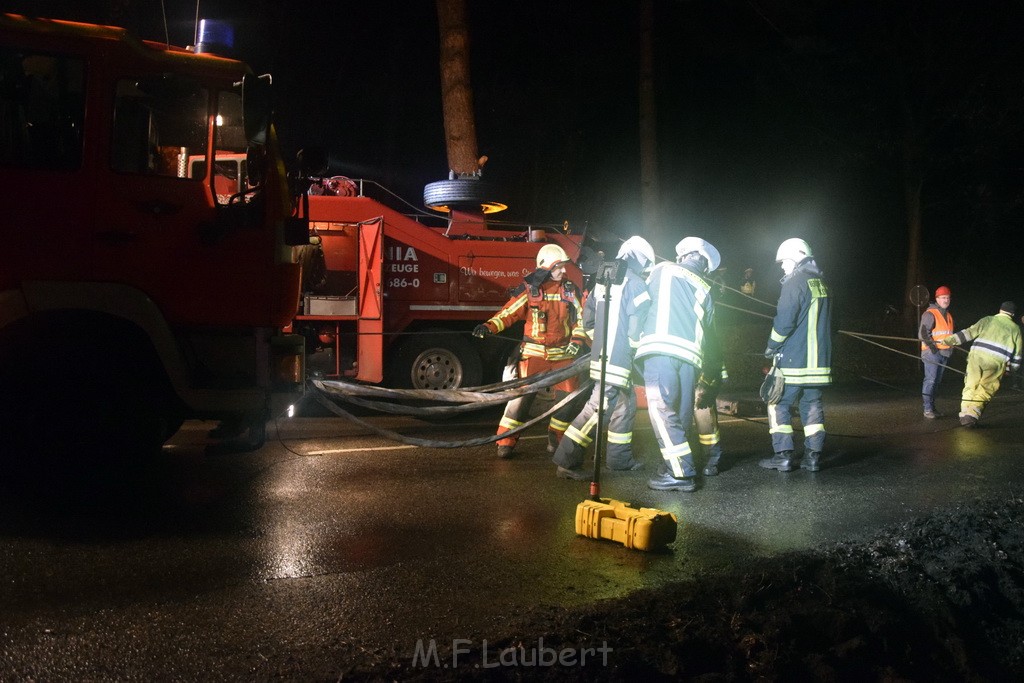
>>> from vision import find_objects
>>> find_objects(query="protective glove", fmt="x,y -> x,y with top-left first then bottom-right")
695,378 -> 719,409
764,347 -> 776,359
472,324 -> 490,339
941,336 -> 958,347
565,342 -> 582,357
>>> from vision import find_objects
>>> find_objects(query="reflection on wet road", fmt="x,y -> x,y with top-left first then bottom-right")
1,385 -> 1022,678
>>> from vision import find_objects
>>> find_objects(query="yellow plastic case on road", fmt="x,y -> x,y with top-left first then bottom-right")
575,498 -> 678,551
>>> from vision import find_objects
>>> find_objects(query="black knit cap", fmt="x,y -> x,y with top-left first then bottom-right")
1000,301 -> 1016,316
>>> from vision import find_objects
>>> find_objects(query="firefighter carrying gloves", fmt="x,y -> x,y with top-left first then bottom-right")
552,236 -> 654,480
694,326 -> 727,477
477,243 -> 588,459
759,238 -> 833,473
635,236 -> 720,493
472,324 -> 490,338
919,286 -> 954,419
942,301 -> 1022,428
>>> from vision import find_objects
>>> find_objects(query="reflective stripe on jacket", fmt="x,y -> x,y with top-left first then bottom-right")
635,261 -> 713,370
920,306 -> 954,351
584,263 -> 651,387
484,278 -> 586,361
766,258 -> 833,386
947,313 -> 1023,373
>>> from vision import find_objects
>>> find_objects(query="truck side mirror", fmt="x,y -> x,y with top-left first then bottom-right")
241,73 -> 271,146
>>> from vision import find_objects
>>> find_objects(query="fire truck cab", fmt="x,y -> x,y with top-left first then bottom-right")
0,15 -> 304,454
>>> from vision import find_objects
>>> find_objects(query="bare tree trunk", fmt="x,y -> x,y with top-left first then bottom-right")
639,0 -> 661,247
436,0 -> 481,177
900,92 -> 924,321
903,166 -> 924,318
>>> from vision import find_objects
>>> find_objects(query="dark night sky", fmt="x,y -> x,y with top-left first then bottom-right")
7,0 -> 1024,322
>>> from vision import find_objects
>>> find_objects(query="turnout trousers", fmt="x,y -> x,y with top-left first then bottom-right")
552,383 -> 639,471
768,384 -> 825,455
959,354 -> 1006,421
642,356 -> 699,478
496,357 -> 581,450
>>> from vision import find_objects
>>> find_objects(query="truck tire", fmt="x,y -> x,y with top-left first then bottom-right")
0,316 -> 178,459
423,179 -> 501,211
390,333 -> 483,390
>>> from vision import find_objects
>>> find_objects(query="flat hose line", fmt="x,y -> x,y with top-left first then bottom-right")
310,381 -> 591,448
314,358 -> 593,418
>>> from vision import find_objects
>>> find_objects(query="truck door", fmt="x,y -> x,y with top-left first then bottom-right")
356,217 -> 384,382
102,74 -> 275,327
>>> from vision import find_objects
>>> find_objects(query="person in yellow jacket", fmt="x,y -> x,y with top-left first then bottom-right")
942,301 -> 1023,427
919,286 -> 954,419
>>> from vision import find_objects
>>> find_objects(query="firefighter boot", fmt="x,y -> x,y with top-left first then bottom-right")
703,444 -> 723,477
647,472 -> 697,492
555,466 -> 588,481
497,445 -> 515,459
759,451 -> 798,472
547,430 -> 559,454
802,451 -> 821,472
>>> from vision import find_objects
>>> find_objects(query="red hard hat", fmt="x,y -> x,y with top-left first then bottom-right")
935,286 -> 951,298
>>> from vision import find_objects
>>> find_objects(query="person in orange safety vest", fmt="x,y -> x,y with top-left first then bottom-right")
919,285 -> 954,419
474,244 -> 589,459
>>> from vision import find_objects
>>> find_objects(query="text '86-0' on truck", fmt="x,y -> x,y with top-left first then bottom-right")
0,14 -> 307,455
289,177 -> 584,392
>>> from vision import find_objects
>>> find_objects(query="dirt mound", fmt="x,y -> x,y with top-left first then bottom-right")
358,495 -> 1024,681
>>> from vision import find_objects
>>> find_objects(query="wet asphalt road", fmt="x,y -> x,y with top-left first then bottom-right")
2,382 -> 1023,680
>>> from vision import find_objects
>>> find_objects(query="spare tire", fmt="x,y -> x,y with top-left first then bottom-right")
423,179 -> 505,212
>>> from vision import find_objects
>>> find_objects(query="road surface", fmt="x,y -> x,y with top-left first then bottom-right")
1,382 -> 1022,679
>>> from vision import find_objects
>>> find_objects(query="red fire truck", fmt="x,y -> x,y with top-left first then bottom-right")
293,177 -> 585,390
0,15 -> 305,453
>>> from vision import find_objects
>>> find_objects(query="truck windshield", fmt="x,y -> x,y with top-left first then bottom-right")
111,75 -> 208,177
185,87 -> 254,204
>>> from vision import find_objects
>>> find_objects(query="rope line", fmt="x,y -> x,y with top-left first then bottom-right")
301,273 -> 1020,446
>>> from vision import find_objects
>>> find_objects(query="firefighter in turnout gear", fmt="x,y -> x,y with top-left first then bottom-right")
635,236 -> 721,493
942,301 -> 1023,427
760,238 -> 833,473
552,236 -> 654,480
919,286 -> 954,418
474,243 -> 588,458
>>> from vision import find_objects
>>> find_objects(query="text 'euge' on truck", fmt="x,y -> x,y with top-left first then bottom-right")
288,174 -> 584,392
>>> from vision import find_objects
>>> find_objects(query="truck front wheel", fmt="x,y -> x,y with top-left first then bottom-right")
0,316 -> 179,459
390,333 -> 482,390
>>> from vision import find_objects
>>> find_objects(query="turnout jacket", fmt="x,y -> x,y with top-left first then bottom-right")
481,274 -> 587,361
635,260 -> 713,369
944,312 -> 1022,373
767,258 -> 833,386
583,261 -> 651,387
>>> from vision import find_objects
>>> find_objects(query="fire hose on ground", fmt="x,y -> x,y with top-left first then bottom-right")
305,354 -> 592,447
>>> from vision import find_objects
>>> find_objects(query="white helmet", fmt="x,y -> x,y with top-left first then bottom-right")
775,238 -> 812,263
617,236 -> 655,269
536,243 -> 570,270
675,236 -> 721,273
